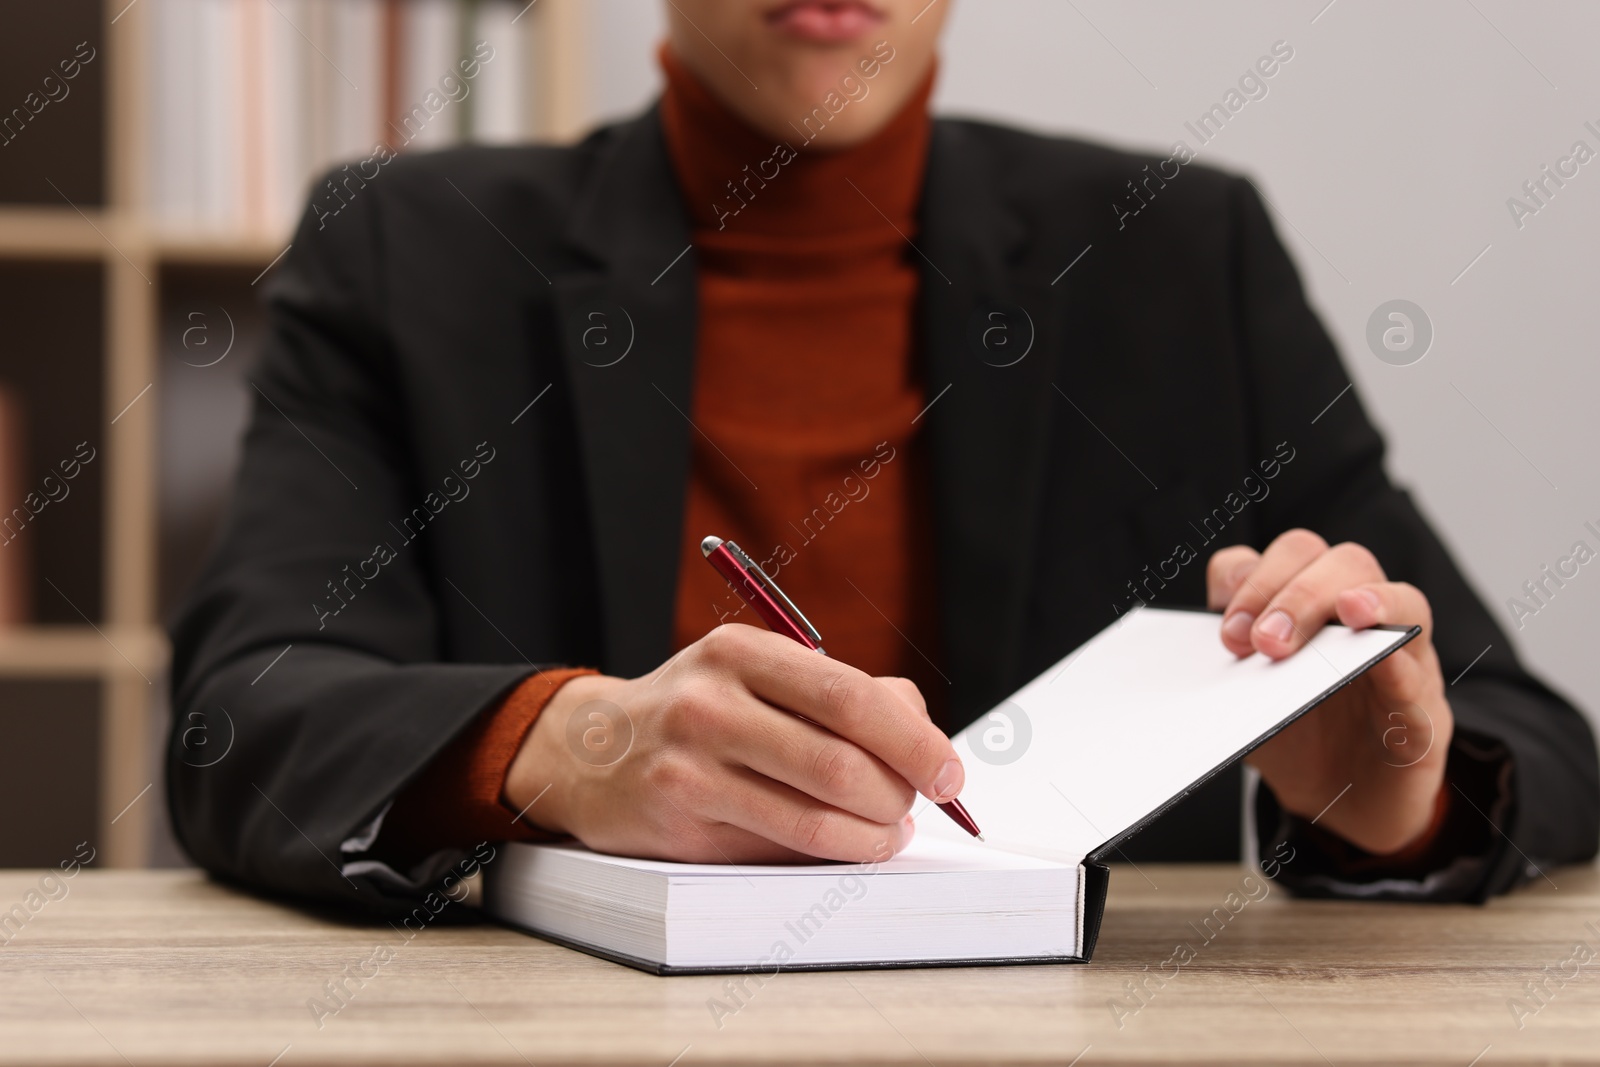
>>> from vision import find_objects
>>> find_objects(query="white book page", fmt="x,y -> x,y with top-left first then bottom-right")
919,608 -> 1414,862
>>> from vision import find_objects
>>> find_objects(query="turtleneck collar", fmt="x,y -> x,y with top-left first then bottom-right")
657,43 -> 936,241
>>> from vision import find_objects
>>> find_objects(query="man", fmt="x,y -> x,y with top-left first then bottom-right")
168,0 -> 1597,914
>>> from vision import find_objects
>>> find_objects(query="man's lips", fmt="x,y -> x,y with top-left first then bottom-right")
765,0 -> 886,44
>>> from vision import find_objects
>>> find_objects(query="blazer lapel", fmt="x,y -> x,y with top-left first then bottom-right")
554,108 -> 699,677
918,120 -> 1062,725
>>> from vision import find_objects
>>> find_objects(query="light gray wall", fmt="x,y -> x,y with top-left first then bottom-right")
576,1 -> 1600,729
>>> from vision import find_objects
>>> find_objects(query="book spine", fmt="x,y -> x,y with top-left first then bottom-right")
380,0 -> 404,151
0,385 -> 31,626
329,0 -> 381,161
400,0 -> 459,151
164,0 -> 203,227
306,0 -> 333,176
262,0 -> 306,232
472,0 -> 523,143
457,0 -> 478,140
240,0 -> 266,234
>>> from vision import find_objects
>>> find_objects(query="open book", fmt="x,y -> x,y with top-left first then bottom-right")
481,607 -> 1418,973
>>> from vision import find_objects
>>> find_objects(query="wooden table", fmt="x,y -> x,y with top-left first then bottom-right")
3,864 -> 1597,1065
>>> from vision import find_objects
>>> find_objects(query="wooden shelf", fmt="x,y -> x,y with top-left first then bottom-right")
0,206 -> 112,260
153,232 -> 291,266
0,0 -> 584,868
0,206 -> 290,266
0,624 -> 168,679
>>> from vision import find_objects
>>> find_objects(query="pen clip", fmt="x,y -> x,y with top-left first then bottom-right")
723,540 -> 824,647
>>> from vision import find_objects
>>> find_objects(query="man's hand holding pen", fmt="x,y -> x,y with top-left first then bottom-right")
504,624 -> 967,864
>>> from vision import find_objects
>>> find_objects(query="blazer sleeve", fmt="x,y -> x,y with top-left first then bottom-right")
166,169 -> 547,917
376,667 -> 596,867
1224,177 -> 1600,899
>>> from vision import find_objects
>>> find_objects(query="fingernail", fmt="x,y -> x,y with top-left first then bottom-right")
1355,588 -> 1382,618
932,758 -> 964,801
1258,609 -> 1295,643
1222,611 -> 1255,644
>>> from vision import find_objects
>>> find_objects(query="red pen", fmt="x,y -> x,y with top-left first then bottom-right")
701,535 -> 984,840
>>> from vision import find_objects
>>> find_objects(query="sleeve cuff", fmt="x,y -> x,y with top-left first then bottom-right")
374,667 -> 598,865
1256,726 -> 1515,902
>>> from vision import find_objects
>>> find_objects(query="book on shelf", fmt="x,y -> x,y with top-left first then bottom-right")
482,607 -> 1418,974
144,0 -> 538,239
0,384 -> 29,627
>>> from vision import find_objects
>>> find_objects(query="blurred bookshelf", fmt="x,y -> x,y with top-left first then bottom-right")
0,0 -> 585,868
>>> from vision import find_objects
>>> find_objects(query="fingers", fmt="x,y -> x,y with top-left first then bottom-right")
699,626 -> 964,804
1335,579 -> 1434,647
1219,529 -> 1330,656
1221,532 -> 1387,659
705,768 -> 915,863
1206,545 -> 1261,611
722,700 -> 916,825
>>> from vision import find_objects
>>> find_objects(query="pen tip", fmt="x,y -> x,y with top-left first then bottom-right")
976,833 -> 985,841
700,535 -> 723,557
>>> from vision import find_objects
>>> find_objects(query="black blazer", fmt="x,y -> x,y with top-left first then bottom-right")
167,105 -> 1598,915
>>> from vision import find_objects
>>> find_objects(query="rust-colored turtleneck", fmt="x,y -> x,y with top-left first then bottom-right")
658,45 -> 943,699
379,46 -> 943,861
